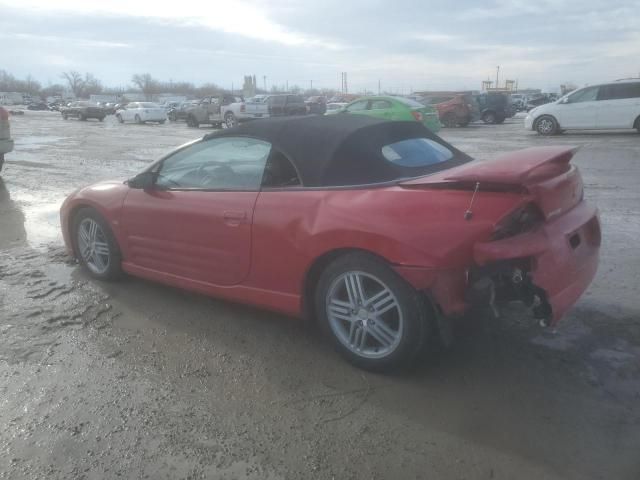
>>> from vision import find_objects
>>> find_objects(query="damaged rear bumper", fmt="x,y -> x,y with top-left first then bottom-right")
473,201 -> 600,325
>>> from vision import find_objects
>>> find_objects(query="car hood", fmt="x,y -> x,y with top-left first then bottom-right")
67,180 -> 129,206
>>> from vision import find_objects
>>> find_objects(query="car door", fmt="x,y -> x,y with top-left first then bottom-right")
596,83 -> 640,129
121,136 -> 271,286
556,86 -> 599,129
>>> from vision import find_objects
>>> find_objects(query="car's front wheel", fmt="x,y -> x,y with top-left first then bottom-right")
116,114 -> 124,123
134,114 -> 143,124
534,115 -> 559,135
72,208 -> 122,281
315,252 -> 429,371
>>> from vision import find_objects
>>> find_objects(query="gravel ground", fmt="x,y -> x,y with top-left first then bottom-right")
1,111 -> 639,480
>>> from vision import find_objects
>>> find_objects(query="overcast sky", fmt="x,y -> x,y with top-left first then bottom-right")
1,0 -> 639,93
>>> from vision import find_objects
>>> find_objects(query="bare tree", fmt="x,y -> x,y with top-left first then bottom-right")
61,71 -> 84,98
82,73 -> 102,96
131,73 -> 159,100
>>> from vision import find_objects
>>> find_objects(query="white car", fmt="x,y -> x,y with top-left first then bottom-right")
325,102 -> 348,114
115,102 -> 167,124
525,79 -> 640,135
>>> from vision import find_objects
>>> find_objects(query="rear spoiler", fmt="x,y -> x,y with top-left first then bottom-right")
400,146 -> 580,188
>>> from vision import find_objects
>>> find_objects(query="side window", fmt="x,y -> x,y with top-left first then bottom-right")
156,137 -> 271,190
370,100 -> 392,109
568,87 -> 599,103
261,149 -> 301,188
270,96 -> 285,106
346,100 -> 368,112
599,83 -> 640,100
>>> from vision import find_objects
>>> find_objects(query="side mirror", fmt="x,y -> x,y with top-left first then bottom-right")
560,97 -> 569,104
128,171 -> 156,190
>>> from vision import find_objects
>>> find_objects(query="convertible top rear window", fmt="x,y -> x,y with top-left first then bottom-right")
381,138 -> 453,167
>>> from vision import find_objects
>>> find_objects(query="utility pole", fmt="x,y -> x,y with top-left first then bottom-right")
263,75 -> 266,92
310,80 -> 313,91
286,80 -> 288,92
495,66 -> 500,89
378,79 -> 380,95
231,82 -> 234,94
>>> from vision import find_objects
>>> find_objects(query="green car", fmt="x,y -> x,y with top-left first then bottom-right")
338,96 -> 441,132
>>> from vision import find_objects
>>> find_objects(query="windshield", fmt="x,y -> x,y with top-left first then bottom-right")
139,102 -> 159,108
394,97 -> 425,108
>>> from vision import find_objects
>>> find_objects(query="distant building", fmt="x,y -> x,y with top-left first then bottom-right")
0,92 -> 27,105
243,75 -> 257,98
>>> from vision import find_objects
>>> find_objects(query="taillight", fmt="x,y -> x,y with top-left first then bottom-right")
493,203 -> 544,240
411,110 -> 423,121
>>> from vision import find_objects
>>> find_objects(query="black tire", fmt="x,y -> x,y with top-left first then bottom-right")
495,116 -> 505,124
62,114 -> 68,120
134,114 -> 143,124
225,112 -> 237,128
482,111 -> 497,124
79,114 -> 87,121
0,154 -> 4,172
116,114 -> 124,124
441,113 -> 458,128
71,207 -> 123,281
186,115 -> 199,128
534,115 -> 559,135
634,116 -> 640,133
159,119 -> 166,124
315,252 -> 430,372
98,117 -> 105,122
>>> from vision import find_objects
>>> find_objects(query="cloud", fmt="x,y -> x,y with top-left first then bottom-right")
1,0 -> 639,92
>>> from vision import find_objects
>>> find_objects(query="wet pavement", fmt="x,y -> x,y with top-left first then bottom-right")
1,110 -> 639,479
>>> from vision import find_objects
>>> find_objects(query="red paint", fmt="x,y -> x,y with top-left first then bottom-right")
60,146 -> 599,324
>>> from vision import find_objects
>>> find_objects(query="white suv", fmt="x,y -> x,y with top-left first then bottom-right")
525,80 -> 640,135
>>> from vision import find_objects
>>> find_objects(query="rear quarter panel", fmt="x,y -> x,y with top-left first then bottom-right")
247,187 -> 523,296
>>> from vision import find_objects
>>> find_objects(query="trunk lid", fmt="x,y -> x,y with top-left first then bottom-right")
400,146 -> 584,219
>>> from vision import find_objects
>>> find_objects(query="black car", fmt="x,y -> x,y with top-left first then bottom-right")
305,96 -> 327,115
26,102 -> 50,111
473,92 -> 514,124
268,94 -> 307,116
60,101 -> 106,121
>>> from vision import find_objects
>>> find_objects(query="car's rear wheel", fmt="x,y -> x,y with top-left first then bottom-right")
482,111 -> 496,124
159,119 -> 166,124
79,114 -> 86,121
134,114 -> 143,124
534,115 -> 559,135
225,112 -> 237,128
116,114 -> 124,123
315,252 -> 429,371
72,208 -> 122,281
62,114 -> 68,120
0,154 -> 4,172
186,115 -> 199,128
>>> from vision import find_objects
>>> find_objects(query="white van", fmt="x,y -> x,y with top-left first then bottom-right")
525,79 -> 640,135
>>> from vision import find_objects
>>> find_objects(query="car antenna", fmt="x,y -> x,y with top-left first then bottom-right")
464,182 -> 480,220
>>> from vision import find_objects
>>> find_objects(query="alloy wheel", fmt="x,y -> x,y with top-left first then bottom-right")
77,218 -> 111,275
326,271 -> 403,359
537,118 -> 554,134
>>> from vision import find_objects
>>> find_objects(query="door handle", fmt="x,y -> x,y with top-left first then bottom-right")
223,210 -> 247,225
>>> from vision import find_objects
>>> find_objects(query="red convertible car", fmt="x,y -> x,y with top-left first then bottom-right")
60,115 -> 600,370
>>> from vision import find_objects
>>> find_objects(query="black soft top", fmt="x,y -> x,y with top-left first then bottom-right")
204,115 -> 471,187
